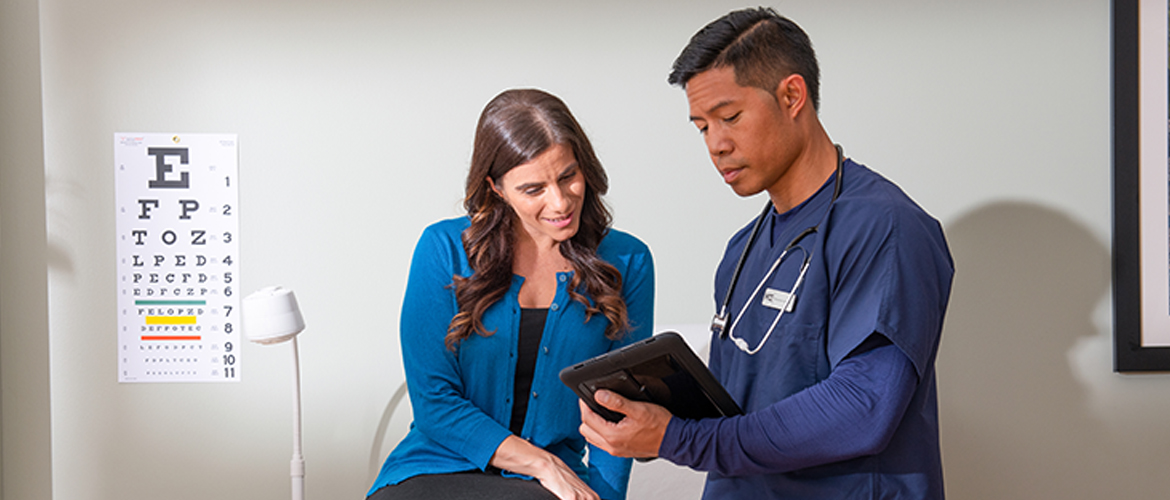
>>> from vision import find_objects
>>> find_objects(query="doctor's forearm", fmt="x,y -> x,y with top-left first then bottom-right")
658,342 -> 916,476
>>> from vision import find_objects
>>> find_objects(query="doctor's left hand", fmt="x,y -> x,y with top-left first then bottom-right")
578,389 -> 671,459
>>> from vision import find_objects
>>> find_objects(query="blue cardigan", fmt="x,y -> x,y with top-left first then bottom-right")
369,217 -> 655,500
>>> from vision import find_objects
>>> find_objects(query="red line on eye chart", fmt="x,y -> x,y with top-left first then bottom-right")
141,335 -> 203,341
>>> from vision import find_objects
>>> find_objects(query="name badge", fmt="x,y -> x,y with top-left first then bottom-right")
762,288 -> 796,312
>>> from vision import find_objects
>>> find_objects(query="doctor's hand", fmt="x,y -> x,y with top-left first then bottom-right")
578,389 -> 671,459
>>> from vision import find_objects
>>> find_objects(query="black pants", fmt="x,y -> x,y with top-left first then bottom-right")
367,471 -> 559,500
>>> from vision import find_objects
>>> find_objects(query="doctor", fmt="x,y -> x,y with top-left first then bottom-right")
579,8 -> 954,500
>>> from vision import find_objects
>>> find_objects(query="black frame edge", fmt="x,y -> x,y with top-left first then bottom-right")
1112,0 -> 1170,371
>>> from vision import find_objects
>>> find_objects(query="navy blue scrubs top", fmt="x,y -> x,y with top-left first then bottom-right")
659,160 -> 954,500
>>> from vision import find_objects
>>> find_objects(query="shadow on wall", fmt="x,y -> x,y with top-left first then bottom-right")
938,201 -> 1169,499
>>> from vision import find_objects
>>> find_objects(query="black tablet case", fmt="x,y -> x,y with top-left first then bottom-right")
559,330 -> 742,422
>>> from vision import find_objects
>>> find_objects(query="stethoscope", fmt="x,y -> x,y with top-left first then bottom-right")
710,145 -> 844,355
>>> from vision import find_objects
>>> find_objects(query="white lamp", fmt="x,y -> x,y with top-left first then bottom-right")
243,286 -> 307,500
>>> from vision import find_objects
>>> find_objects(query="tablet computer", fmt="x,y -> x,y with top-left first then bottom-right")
559,330 -> 742,422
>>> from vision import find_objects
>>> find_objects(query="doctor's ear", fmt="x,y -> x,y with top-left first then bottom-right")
773,73 -> 809,118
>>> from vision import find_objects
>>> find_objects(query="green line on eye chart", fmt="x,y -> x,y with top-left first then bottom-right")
135,300 -> 207,306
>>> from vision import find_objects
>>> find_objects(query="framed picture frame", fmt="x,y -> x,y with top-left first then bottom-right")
1113,0 -> 1170,371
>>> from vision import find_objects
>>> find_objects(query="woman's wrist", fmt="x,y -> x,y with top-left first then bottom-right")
490,435 -> 554,477
491,435 -> 599,500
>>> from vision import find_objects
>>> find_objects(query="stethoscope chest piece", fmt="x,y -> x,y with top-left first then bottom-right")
710,313 -> 729,338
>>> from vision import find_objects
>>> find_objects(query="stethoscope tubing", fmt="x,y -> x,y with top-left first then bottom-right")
712,144 -> 845,353
725,245 -> 811,354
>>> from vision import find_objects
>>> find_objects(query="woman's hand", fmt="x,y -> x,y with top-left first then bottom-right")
528,455 -> 598,500
490,435 -> 599,500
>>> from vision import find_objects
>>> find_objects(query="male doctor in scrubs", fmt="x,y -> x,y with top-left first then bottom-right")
579,7 -> 954,499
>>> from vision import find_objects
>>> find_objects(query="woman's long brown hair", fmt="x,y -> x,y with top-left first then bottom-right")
445,89 -> 629,350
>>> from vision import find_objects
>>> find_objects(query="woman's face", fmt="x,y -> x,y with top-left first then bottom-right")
490,143 -> 586,249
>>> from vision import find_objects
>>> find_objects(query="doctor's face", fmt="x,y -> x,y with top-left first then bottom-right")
686,66 -> 801,198
490,143 -> 585,248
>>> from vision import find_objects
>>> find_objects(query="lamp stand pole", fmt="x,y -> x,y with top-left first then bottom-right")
290,336 -> 305,500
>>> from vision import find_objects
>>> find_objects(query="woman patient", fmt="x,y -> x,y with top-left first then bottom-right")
367,88 -> 654,500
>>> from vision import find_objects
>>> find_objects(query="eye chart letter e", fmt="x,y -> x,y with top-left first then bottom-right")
115,133 -> 241,383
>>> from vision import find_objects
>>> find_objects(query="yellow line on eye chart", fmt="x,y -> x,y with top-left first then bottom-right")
145,316 -> 197,325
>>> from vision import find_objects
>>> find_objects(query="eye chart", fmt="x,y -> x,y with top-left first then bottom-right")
116,133 -> 240,383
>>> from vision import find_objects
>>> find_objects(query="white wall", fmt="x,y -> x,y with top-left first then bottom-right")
2,0 -> 1166,499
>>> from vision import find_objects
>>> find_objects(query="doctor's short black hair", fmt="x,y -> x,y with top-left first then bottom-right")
668,7 -> 821,111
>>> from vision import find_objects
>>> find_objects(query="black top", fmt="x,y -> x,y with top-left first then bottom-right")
509,307 -> 548,435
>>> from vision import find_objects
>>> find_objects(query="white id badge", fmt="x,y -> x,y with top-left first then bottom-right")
762,288 -> 796,312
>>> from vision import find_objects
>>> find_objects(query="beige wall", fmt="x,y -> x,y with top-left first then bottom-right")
4,1 -> 1169,499
0,0 -> 53,498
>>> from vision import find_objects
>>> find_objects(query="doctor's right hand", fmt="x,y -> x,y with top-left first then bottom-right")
578,389 -> 671,459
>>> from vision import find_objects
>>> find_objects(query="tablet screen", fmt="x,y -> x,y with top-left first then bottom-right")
580,353 -> 724,421
561,331 -> 742,422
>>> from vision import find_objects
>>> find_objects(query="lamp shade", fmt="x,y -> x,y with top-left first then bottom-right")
243,286 -> 305,345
